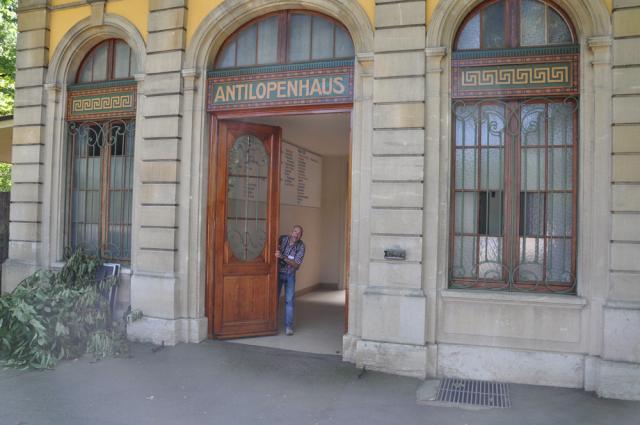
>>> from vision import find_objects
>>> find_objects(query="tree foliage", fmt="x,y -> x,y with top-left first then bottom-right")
0,0 -> 17,116
0,162 -> 11,192
0,250 -> 129,369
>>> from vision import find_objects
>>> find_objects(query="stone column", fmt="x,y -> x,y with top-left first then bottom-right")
2,0 -> 50,293
354,0 -> 428,378
127,0 -> 202,344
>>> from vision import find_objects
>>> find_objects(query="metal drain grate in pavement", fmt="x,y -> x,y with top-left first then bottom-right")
436,378 -> 511,408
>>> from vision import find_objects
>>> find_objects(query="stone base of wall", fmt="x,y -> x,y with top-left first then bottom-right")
127,316 -> 208,345
343,335 -> 434,378
585,356 -> 640,401
437,343 -> 640,400
438,343 -> 585,388
1,259 -> 38,294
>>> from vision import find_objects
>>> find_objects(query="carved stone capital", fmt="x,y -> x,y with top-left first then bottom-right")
356,52 -> 374,77
425,46 -> 447,73
588,36 -> 612,66
182,68 -> 200,91
44,83 -> 61,102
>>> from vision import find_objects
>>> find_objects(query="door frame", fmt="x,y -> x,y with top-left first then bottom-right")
206,103 -> 353,338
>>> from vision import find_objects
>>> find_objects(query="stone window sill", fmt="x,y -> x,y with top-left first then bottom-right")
440,288 -> 587,309
51,261 -> 132,276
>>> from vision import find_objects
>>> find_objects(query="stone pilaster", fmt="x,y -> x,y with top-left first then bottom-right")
127,0 -> 201,344
354,0 -> 428,378
2,0 -> 50,293
588,0 -> 640,401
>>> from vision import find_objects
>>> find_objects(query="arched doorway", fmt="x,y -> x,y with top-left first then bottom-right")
205,11 -> 355,353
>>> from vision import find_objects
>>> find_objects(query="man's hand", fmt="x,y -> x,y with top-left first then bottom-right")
275,250 -> 282,259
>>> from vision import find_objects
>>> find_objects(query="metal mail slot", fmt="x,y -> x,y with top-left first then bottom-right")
384,249 -> 406,261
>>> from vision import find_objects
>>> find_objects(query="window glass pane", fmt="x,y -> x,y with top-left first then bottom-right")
548,7 -> 572,44
455,192 -> 477,233
257,16 -> 278,65
548,103 -> 573,146
518,236 -> 544,281
312,16 -> 334,60
454,105 -> 477,146
520,192 -> 544,236
521,148 -> 545,191
521,0 -> 546,46
86,191 -> 100,224
72,191 -> 84,223
73,158 -> 86,190
478,236 -> 503,279
109,191 -> 123,222
288,14 -> 312,62
480,148 -> 503,190
334,26 -> 354,57
87,158 -> 101,190
110,157 -> 124,189
482,0 -> 505,49
546,238 -> 571,281
126,122 -> 135,156
452,236 -> 477,278
455,149 -> 477,189
78,57 -> 93,83
479,191 -> 503,235
521,104 -> 545,145
217,42 -> 236,68
548,147 -> 572,190
226,135 -> 269,261
130,51 -> 138,75
546,193 -> 572,237
236,24 -> 258,67
457,14 -> 480,50
114,41 -> 132,79
92,42 -> 109,81
110,123 -> 126,157
480,105 -> 505,146
107,224 -> 129,259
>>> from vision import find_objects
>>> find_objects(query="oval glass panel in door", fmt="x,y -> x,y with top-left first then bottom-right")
227,135 -> 269,261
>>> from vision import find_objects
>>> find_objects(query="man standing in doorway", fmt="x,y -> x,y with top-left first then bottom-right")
275,225 -> 305,335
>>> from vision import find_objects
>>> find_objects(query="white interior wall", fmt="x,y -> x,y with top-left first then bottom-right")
320,156 -> 348,289
258,114 -> 348,293
279,156 -> 348,292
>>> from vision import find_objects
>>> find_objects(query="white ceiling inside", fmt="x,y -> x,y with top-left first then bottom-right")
236,112 -> 351,157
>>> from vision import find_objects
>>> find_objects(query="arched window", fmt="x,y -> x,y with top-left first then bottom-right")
214,11 -> 354,69
66,39 -> 137,262
77,39 -> 137,83
449,0 -> 578,293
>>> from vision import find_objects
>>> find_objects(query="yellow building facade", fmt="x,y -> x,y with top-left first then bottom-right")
6,0 -> 640,401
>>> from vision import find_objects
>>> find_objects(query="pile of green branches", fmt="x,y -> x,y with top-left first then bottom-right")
0,250 -> 128,369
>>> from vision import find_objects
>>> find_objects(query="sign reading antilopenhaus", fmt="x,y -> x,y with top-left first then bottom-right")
207,59 -> 354,111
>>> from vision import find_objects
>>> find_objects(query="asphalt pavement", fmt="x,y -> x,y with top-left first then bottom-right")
1,340 -> 638,425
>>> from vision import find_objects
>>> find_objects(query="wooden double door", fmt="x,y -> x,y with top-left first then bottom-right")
210,120 -> 281,339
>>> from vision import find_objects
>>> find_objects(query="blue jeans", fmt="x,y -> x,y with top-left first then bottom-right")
278,271 -> 296,329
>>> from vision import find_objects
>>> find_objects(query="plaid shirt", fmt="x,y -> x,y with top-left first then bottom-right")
278,235 -> 305,274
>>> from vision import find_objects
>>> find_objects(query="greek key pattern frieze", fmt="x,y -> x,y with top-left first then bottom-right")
452,56 -> 578,99
66,82 -> 136,120
461,64 -> 570,87
72,94 -> 134,113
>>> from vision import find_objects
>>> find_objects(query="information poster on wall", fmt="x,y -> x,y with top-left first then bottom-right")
280,142 -> 322,208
